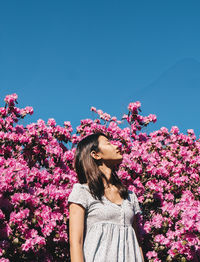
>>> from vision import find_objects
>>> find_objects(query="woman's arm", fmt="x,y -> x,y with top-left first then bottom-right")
69,202 -> 86,262
132,214 -> 145,262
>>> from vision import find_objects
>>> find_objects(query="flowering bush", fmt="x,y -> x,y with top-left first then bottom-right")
0,94 -> 199,261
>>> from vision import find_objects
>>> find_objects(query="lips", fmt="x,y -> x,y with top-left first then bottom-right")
116,150 -> 122,154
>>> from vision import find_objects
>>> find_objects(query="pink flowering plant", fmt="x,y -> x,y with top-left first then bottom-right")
0,94 -> 199,261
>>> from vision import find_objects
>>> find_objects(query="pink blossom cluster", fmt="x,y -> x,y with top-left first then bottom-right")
0,94 -> 199,261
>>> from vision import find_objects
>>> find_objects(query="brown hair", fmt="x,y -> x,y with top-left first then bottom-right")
74,132 -> 128,202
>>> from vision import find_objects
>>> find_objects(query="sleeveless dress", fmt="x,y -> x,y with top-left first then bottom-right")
68,183 -> 143,262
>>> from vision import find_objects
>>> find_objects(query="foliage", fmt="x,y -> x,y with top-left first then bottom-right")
0,94 -> 199,261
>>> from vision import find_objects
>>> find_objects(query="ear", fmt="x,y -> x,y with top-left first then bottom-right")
90,150 -> 101,160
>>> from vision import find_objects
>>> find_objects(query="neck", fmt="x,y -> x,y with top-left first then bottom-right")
98,163 -> 113,188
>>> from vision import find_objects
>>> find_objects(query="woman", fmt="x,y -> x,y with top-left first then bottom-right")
68,132 -> 145,262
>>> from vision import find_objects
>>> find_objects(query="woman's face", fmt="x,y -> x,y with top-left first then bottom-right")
94,135 -> 123,165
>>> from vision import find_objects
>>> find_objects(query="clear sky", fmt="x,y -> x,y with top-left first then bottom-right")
1,0 -> 200,136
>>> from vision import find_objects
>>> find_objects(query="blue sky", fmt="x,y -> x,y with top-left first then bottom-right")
1,0 -> 200,136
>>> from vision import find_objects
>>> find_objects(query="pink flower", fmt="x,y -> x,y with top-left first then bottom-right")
148,114 -> 157,123
0,108 -> 6,116
21,236 -> 45,251
128,101 -> 141,112
151,214 -> 164,229
47,118 -> 56,127
24,106 -> 34,115
111,116 -> 117,121
0,259 -> 10,262
146,250 -> 157,259
160,127 -> 169,134
97,109 -> 103,115
90,106 -> 97,112
0,210 -> 5,220
187,129 -> 194,135
170,126 -> 179,134
4,93 -> 18,105
154,234 -> 170,245
165,193 -> 174,201
144,221 -> 152,233
122,114 -> 128,119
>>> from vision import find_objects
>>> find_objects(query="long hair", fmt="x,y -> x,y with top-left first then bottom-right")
73,132 -> 128,202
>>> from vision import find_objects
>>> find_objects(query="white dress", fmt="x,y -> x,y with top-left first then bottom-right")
68,183 -> 143,262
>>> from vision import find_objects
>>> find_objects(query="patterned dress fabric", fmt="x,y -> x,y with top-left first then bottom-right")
68,183 -> 143,262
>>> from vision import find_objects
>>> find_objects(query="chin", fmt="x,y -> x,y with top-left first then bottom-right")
119,155 -> 123,160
